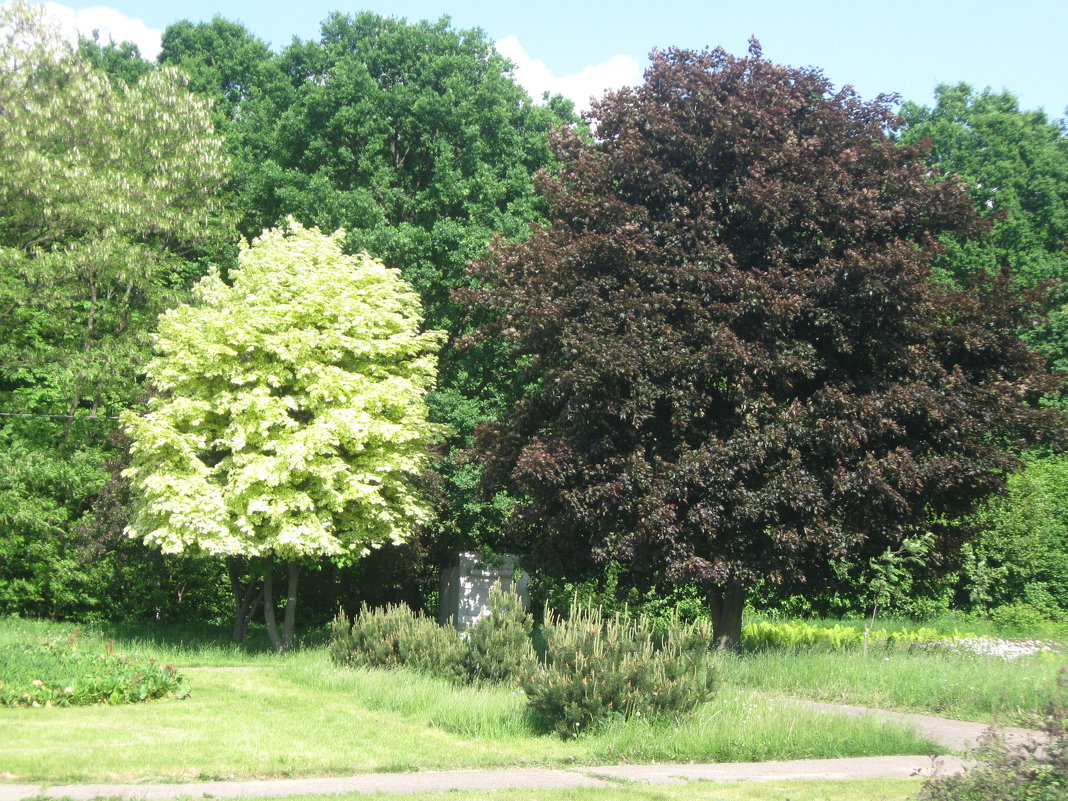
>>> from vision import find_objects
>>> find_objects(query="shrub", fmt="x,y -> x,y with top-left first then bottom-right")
330,589 -> 536,685
741,619 -> 977,652
0,637 -> 189,706
460,586 -> 537,684
916,670 -> 1068,801
990,603 -> 1053,631
329,603 -> 465,680
521,602 -> 717,738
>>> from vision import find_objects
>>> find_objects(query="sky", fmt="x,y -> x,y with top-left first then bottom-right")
17,0 -> 1068,116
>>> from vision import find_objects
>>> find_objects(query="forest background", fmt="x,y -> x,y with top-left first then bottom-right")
1,0 -> 1067,637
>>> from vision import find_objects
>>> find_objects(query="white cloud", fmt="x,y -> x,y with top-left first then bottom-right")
39,2 -> 161,60
496,34 -> 642,113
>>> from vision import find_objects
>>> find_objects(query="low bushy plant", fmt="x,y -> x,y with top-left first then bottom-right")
0,637 -> 188,706
521,602 -> 717,738
460,586 -> 537,684
330,589 -> 537,685
329,603 -> 465,680
990,603 -> 1054,631
916,671 -> 1068,801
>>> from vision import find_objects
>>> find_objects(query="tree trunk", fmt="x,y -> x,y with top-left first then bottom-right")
708,579 -> 746,650
263,559 -> 283,653
281,560 -> 301,652
227,556 -> 263,644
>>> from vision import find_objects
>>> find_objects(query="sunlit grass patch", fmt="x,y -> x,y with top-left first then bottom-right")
0,647 -> 936,783
721,646 -> 1067,724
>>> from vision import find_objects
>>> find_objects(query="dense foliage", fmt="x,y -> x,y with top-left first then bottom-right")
961,453 -> 1068,621
329,602 -> 467,679
899,84 -> 1068,300
0,1 -> 232,620
2,2 -> 1067,635
468,43 -> 1063,646
0,638 -> 189,707
158,13 -> 576,560
459,585 -> 538,683
123,221 -> 442,651
329,592 -> 716,737
330,589 -> 538,683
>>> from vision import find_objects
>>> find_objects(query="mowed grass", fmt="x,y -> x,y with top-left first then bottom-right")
9,613 -> 1064,785
280,662 -> 938,766
721,647 -> 1067,725
0,616 -> 939,783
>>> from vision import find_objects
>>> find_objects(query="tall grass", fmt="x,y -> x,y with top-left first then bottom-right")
0,615 -> 286,666
722,647 -> 1066,724
279,661 -> 939,761
582,689 -> 938,764
278,661 -> 535,739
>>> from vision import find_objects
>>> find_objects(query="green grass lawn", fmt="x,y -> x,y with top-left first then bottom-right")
2,614 -> 1060,786
0,657 -> 937,783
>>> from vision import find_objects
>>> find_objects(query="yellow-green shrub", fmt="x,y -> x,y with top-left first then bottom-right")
741,619 -> 975,651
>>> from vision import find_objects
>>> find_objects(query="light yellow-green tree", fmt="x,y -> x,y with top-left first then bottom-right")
123,221 -> 443,651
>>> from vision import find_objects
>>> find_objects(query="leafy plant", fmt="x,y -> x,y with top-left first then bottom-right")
122,220 -> 444,652
158,12 -> 578,566
467,41 -> 1062,651
0,637 -> 189,707
741,619 -> 969,651
964,453 -> 1068,622
521,601 -> 717,738
0,0 -> 232,623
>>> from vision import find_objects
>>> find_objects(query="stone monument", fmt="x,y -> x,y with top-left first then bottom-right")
438,552 -> 530,631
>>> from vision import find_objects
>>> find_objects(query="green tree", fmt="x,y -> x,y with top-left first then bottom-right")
894,86 -> 1068,620
122,221 -> 443,652
76,34 -> 153,86
899,84 -> 1068,304
158,16 -> 293,133
158,13 -> 575,562
964,453 -> 1068,619
0,0 -> 232,618
468,44 -> 1063,647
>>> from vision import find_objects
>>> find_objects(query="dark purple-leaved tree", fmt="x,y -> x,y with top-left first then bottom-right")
465,43 -> 1063,647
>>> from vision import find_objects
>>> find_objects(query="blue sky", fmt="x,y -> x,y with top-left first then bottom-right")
26,0 -> 1068,116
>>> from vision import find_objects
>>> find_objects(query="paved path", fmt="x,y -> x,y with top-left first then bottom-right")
0,756 -> 966,801
0,700 -> 1039,801
782,698 -> 1039,752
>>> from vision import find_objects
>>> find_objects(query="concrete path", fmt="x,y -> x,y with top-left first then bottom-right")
0,756 -> 965,801
0,700 -> 1039,801
783,698 -> 1039,752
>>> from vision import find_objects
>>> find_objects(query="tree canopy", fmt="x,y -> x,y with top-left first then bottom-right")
467,44 -> 1064,646
0,0 -> 231,618
122,221 -> 443,650
899,84 -> 1068,297
158,13 -> 576,557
